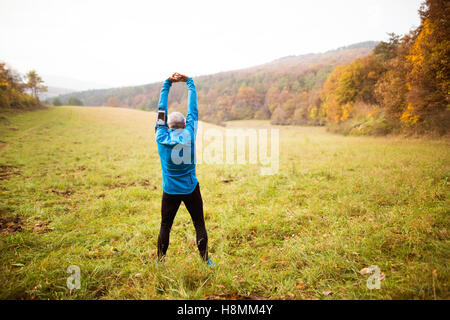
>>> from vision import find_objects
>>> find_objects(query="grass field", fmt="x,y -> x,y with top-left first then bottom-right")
0,106 -> 448,300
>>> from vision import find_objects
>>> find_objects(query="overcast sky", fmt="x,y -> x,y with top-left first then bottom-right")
1,0 -> 423,89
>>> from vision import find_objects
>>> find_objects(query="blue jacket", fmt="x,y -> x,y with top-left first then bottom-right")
155,78 -> 198,195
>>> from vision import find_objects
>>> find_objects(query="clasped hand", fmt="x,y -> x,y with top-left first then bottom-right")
169,72 -> 189,83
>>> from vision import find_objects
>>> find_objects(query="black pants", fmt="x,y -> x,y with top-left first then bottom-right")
157,183 -> 208,261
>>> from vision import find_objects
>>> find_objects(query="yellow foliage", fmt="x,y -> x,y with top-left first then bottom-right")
407,19 -> 434,73
310,107 -> 318,119
401,104 -> 421,124
340,103 -> 354,122
368,109 -> 380,118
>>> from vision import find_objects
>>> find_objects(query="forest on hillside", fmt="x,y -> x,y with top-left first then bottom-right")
56,0 -> 448,135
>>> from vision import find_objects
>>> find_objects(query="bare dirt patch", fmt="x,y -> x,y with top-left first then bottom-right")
27,216 -> 54,234
0,216 -> 24,235
0,215 -> 53,236
108,179 -> 155,189
205,293 -> 261,300
0,165 -> 20,180
48,188 -> 74,198
0,124 -> 43,152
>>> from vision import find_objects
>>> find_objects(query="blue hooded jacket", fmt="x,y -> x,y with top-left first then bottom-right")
155,78 -> 198,195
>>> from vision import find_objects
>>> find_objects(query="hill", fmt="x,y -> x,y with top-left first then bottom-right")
245,41 -> 378,74
39,86 -> 75,100
56,41 -> 378,124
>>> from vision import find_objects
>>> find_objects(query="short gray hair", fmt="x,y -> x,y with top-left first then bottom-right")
167,112 -> 186,129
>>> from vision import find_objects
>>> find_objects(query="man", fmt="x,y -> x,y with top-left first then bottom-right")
155,72 -> 214,266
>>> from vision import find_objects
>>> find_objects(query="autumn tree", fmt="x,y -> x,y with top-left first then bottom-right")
374,36 -> 411,121
107,97 -> 122,108
402,0 -> 449,128
270,106 -> 288,125
0,63 -> 24,92
373,33 -> 401,62
254,105 -> 271,120
265,86 -> 280,114
216,96 -> 233,120
321,65 -> 346,123
25,70 -> 47,100
231,86 -> 262,119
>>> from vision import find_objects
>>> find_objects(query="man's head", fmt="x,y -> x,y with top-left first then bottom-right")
168,112 -> 186,129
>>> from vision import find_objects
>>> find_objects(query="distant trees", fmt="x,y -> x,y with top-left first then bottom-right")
52,98 -> 62,106
270,107 -> 288,125
232,86 -> 262,119
107,97 -> 121,108
0,62 -> 43,109
67,97 -> 84,106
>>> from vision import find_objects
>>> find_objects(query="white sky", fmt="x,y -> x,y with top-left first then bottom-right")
1,0 -> 423,89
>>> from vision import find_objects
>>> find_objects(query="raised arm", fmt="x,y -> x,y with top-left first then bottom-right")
185,77 -> 198,129
155,78 -> 172,140
157,78 -> 172,113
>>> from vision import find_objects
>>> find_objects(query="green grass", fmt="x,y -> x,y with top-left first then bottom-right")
0,106 -> 448,300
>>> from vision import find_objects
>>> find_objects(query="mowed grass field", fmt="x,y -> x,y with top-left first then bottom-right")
0,106 -> 448,300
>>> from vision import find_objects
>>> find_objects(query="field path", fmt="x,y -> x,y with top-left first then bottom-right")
0,124 -> 42,152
